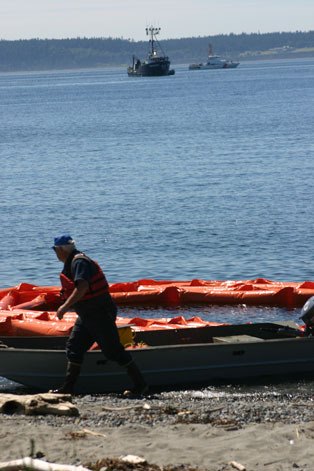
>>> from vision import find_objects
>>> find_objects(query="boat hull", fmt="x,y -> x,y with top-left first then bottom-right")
1,334 -> 314,393
189,62 -> 239,70
128,61 -> 174,77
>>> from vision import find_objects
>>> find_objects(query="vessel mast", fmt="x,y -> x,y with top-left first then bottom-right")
146,26 -> 161,57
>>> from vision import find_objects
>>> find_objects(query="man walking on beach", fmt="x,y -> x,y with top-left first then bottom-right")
51,234 -> 148,397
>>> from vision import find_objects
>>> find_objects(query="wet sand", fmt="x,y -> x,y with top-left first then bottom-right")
1,388 -> 314,470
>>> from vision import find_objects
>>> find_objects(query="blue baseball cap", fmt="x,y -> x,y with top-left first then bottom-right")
52,234 -> 75,248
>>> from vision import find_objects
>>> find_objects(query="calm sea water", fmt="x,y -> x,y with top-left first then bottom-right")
1,59 -> 314,285
1,59 -> 314,390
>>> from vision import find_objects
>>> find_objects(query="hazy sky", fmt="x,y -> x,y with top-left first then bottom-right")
1,0 -> 314,41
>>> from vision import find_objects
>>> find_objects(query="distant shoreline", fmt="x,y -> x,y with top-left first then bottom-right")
1,31 -> 314,73
239,48 -> 314,61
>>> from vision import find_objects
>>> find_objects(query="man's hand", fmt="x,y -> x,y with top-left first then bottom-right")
57,305 -> 67,320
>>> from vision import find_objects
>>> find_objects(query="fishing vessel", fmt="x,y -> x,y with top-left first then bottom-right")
189,44 -> 239,70
127,26 -> 175,77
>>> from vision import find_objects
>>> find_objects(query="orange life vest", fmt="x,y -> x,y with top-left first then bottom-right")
60,254 -> 109,301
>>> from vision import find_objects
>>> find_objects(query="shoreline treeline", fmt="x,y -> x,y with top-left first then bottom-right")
1,30 -> 314,71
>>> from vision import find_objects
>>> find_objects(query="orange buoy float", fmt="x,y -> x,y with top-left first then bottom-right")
0,277 -> 313,340
1,278 -> 314,310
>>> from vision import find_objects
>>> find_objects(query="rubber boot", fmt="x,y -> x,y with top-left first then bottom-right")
123,361 -> 148,398
50,361 -> 81,394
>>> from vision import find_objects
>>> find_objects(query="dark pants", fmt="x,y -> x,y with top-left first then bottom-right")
66,306 -> 132,367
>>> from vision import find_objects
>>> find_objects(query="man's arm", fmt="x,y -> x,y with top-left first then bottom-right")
57,279 -> 89,320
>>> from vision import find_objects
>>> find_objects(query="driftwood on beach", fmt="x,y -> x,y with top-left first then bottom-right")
0,457 -> 89,471
0,456 -> 206,471
0,393 -> 79,416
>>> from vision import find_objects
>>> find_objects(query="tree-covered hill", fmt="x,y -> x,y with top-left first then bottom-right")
1,31 -> 314,72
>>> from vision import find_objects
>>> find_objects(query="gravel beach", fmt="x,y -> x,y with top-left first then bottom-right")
1,384 -> 314,470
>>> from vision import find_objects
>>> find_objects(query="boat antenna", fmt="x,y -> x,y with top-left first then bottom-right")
208,43 -> 213,56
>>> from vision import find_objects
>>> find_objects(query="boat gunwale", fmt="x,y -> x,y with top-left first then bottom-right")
0,333 -> 310,356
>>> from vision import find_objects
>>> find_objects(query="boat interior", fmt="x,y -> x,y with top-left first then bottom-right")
0,321 -> 304,351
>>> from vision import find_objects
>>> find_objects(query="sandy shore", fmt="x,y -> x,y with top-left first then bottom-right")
1,387 -> 314,470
